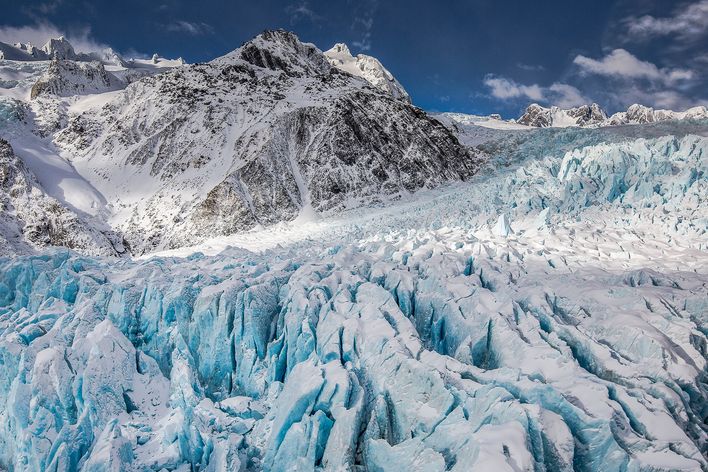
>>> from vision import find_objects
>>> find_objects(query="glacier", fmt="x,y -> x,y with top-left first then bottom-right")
0,130 -> 706,471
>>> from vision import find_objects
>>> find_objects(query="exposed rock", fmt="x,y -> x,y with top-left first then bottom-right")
41,36 -> 76,60
236,29 -> 330,77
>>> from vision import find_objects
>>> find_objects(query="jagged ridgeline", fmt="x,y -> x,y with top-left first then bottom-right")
54,30 -> 478,255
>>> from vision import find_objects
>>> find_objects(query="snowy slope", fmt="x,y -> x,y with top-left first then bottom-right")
0,129 -> 706,471
0,138 -> 125,256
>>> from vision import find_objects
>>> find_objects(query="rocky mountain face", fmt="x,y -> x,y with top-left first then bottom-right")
53,30 -> 477,254
0,139 -> 125,256
324,43 -> 410,101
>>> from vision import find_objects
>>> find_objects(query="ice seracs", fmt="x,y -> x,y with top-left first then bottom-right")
493,213 -> 513,236
324,42 -> 410,101
0,127 -> 706,469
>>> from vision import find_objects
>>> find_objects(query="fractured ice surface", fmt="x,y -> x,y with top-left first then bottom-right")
0,133 -> 706,471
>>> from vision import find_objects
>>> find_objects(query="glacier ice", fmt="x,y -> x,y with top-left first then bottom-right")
0,132 -> 706,471
493,214 -> 512,237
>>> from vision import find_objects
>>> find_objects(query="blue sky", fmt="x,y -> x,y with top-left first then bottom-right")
1,0 -> 706,117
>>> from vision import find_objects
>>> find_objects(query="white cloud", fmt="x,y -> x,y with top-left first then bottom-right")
352,15 -> 374,52
166,21 -> 214,36
484,76 -> 544,102
625,0 -> 708,41
0,22 -> 63,47
0,22 -> 110,53
573,49 -> 693,85
548,83 -> 591,109
603,85 -> 706,111
32,0 -> 63,15
484,75 -> 590,108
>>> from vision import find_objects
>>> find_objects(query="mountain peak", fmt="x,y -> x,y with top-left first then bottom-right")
324,42 -> 410,102
42,36 -> 76,60
328,43 -> 352,57
230,29 -> 330,77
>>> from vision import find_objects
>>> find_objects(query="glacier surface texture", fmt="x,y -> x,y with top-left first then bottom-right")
0,131 -> 706,471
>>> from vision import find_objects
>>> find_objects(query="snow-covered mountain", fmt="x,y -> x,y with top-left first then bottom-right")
0,28 -> 707,472
607,103 -> 708,126
1,30 -> 472,255
517,103 -> 607,127
51,30 -> 476,254
30,60 -> 123,99
1,36 -> 113,64
515,102 -> 708,128
324,43 -> 410,101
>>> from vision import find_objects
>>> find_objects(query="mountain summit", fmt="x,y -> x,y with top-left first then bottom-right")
324,42 -> 410,101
